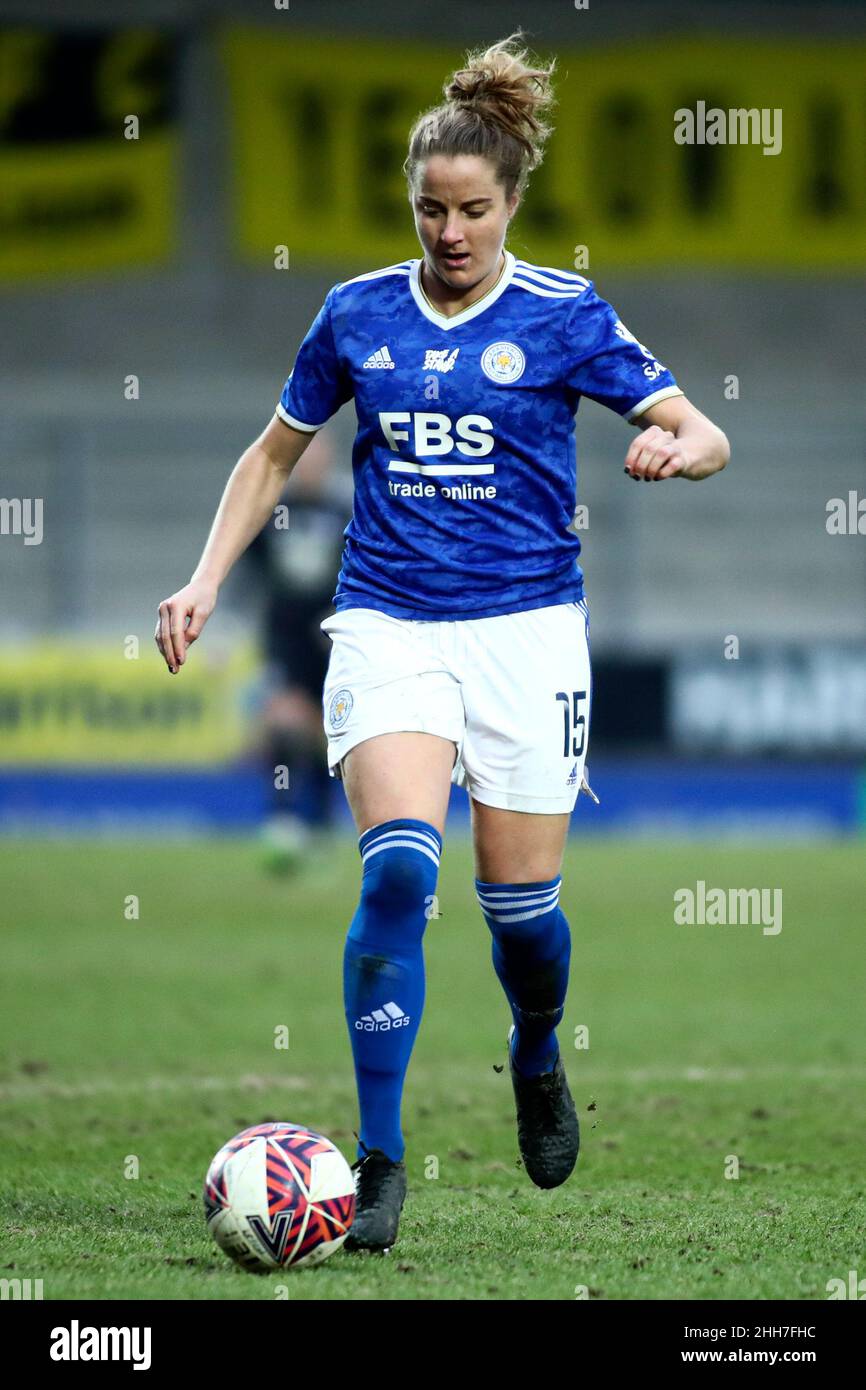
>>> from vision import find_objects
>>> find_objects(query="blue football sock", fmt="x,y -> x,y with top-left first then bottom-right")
344,818 -> 442,1163
476,875 -> 570,1077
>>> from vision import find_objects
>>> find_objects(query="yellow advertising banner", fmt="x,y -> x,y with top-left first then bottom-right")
0,29 -> 177,278
222,30 -> 866,270
0,643 -> 260,766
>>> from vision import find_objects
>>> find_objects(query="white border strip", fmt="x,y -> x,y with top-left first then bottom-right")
624,385 -> 685,422
276,401 -> 324,432
388,461 -> 494,476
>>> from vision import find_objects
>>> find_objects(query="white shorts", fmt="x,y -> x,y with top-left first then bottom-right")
320,600 -> 592,814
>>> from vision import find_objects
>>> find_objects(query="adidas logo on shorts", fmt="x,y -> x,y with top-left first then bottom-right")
354,1001 -> 410,1031
566,762 -> 578,787
362,345 -> 395,369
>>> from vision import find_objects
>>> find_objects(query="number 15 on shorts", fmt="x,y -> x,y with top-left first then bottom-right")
556,690 -> 587,758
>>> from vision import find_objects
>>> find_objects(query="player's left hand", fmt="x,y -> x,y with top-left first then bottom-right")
624,425 -> 689,481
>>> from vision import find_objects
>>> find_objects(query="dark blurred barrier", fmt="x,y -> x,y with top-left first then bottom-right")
0,28 -> 179,277
592,648 -> 866,756
590,657 -> 668,750
670,648 -> 866,755
2,25 -> 864,279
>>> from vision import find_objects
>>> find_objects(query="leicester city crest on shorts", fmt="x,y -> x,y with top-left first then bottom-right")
328,688 -> 353,729
481,341 -> 526,384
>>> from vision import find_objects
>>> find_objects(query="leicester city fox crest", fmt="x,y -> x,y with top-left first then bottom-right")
328,688 -> 353,729
480,341 -> 526,384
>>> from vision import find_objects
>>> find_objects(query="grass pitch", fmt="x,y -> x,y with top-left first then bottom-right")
0,835 -> 863,1301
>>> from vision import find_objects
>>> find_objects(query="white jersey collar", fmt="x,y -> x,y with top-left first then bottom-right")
409,250 -> 516,331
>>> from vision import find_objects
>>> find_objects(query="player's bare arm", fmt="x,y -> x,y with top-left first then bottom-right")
154,417 -> 314,674
625,395 -> 730,482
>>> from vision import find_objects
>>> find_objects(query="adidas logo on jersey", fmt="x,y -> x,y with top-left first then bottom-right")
424,348 -> 459,373
363,345 -> 395,369
354,1001 -> 410,1032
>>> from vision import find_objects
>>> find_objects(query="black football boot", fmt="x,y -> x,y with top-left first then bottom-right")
507,1023 -> 580,1189
343,1140 -> 408,1252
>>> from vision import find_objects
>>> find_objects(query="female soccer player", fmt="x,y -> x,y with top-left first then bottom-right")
155,34 -> 729,1252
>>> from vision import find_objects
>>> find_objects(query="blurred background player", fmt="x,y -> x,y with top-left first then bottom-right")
246,434 -> 350,871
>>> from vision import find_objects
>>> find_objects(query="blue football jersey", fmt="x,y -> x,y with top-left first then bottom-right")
277,251 -> 682,620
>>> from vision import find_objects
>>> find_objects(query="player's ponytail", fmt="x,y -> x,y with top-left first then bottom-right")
404,32 -> 556,199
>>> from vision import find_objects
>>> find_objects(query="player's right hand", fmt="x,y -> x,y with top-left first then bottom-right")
154,580 -> 218,674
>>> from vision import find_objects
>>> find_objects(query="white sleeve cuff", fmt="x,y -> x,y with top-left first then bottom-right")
624,385 -> 684,422
276,401 -> 323,432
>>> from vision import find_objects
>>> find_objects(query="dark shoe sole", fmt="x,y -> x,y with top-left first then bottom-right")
508,1025 -> 580,1189
343,1151 -> 407,1252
